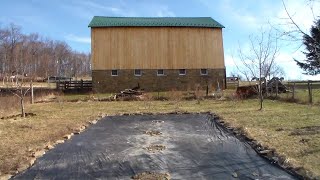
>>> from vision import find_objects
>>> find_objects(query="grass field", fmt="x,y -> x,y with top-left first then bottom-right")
0,95 -> 319,178
278,89 -> 320,104
0,82 -> 56,89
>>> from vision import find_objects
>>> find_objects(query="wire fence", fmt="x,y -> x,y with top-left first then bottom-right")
227,79 -> 320,105
280,81 -> 320,104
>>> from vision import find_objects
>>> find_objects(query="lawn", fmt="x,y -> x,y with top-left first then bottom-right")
0,97 -> 319,178
279,89 -> 320,104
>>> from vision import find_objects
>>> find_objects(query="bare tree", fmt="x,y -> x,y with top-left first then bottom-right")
235,29 -> 280,110
0,23 -> 91,79
282,0 -> 320,75
9,77 -> 31,118
0,23 -> 92,117
278,0 -> 320,42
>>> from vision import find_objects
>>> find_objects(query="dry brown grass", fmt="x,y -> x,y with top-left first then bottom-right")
0,98 -> 319,178
0,82 -> 56,89
0,90 -> 58,118
0,96 -> 21,117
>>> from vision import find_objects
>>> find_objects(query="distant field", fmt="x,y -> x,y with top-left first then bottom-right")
0,82 -> 56,89
0,76 -> 92,89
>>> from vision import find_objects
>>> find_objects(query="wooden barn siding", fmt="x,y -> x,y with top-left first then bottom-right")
91,27 -> 225,70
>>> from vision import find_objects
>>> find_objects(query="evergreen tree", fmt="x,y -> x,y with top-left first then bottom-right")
295,19 -> 320,75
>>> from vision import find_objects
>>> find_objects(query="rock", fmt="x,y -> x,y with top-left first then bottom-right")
232,172 -> 238,178
16,164 -> 29,173
56,140 -> 65,144
90,120 -> 97,124
29,158 -> 36,166
259,150 -> 272,155
63,134 -> 73,140
45,144 -> 54,150
227,127 -> 234,131
31,150 -> 45,158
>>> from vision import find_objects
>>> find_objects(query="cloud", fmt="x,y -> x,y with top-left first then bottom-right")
198,0 -> 276,30
155,6 -> 176,17
76,1 -> 137,17
65,34 -> 90,44
62,0 -> 177,20
61,1 -> 138,21
224,54 -> 236,67
219,1 -> 261,29
0,15 -> 46,29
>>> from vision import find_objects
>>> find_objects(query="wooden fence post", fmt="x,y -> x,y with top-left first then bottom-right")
292,82 -> 295,100
30,81 -> 34,104
276,80 -> 278,98
206,85 -> 209,97
308,81 -> 312,104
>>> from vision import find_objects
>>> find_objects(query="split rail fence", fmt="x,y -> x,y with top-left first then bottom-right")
56,80 -> 92,92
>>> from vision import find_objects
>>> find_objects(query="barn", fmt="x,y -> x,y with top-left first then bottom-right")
88,16 -> 226,93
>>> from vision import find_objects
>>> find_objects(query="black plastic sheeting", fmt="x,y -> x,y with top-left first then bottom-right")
14,114 -> 297,179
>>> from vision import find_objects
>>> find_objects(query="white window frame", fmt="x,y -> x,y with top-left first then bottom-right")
179,69 -> 186,76
111,69 -> 118,76
200,69 -> 208,76
157,69 -> 165,76
134,69 -> 142,76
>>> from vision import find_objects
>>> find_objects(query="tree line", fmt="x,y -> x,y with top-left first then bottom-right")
0,23 -> 91,80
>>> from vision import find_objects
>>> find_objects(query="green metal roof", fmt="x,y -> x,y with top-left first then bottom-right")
88,16 -> 224,28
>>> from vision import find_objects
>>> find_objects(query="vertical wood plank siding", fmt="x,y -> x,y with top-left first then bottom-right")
91,27 -> 225,70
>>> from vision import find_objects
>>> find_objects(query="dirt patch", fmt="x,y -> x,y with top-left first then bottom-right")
132,172 -> 170,180
144,130 -> 162,136
0,113 -> 36,120
289,126 -> 320,136
145,145 -> 166,153
152,120 -> 164,124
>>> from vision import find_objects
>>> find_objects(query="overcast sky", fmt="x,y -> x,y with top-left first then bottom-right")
1,0 -> 319,80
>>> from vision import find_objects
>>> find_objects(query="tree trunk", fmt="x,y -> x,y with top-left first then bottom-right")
21,97 -> 25,118
259,82 -> 263,110
30,81 -> 34,104
259,61 -> 263,110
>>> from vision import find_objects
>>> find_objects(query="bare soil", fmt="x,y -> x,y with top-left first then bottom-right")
132,172 -> 170,180
145,145 -> 166,153
144,130 -> 162,136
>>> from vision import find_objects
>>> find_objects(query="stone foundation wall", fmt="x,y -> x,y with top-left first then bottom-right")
92,69 -> 226,93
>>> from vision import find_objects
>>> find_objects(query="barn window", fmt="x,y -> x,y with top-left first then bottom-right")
179,69 -> 186,75
200,69 -> 208,75
134,69 -> 142,76
111,70 -> 118,76
157,69 -> 164,76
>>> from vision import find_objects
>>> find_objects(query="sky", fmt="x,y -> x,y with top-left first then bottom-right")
0,0 -> 319,80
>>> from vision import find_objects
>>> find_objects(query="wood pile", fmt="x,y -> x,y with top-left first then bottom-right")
266,77 -> 287,93
113,89 -> 144,100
